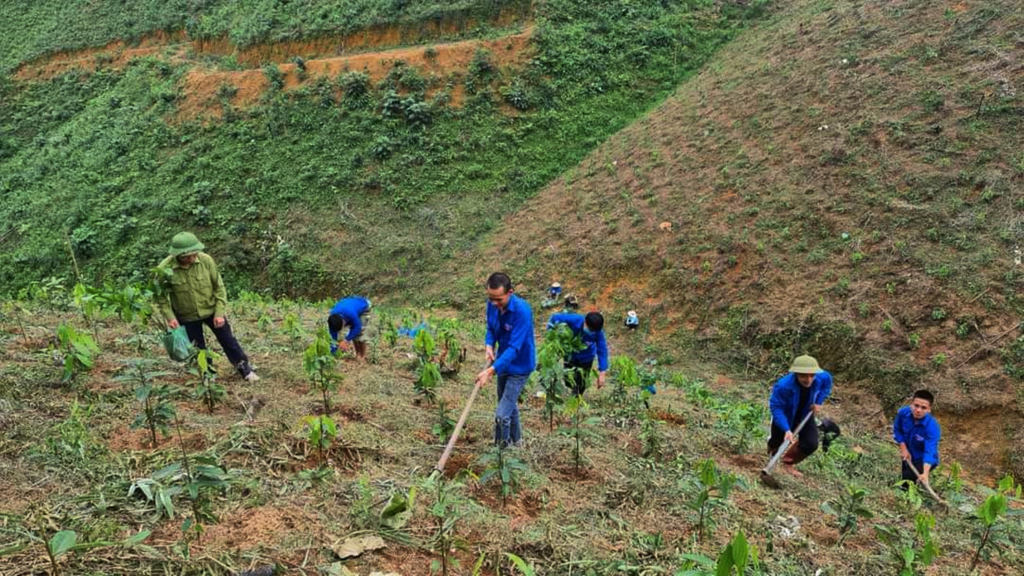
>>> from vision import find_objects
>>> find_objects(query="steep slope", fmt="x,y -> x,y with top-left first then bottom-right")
469,0 -> 1024,477
0,1 -> 764,299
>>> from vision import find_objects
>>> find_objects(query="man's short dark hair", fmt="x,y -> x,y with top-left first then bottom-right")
486,272 -> 513,292
585,311 -> 604,332
912,389 -> 935,405
328,314 -> 346,333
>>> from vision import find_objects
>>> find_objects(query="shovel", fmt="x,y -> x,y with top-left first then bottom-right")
760,411 -> 815,489
905,459 -> 948,509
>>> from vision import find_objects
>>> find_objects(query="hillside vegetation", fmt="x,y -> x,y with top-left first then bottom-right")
468,0 -> 1024,477
0,0 -> 765,300
0,293 -> 1021,575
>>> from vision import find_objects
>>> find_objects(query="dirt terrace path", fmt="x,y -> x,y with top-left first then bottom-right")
178,28 -> 532,121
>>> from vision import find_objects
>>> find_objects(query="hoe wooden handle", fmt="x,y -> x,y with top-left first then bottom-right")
434,377 -> 486,475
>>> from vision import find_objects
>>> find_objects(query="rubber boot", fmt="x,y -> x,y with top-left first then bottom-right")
782,443 -> 807,466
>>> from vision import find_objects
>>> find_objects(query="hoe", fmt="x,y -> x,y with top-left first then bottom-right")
760,411 -> 815,489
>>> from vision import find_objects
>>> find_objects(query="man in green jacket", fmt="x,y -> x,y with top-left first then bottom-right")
154,232 -> 259,381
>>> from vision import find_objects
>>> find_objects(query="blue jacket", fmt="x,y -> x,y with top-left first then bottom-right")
328,296 -> 370,343
486,294 -> 536,376
893,406 -> 941,466
546,313 -> 609,372
768,371 -> 834,432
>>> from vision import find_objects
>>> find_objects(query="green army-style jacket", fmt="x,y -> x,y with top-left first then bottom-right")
153,253 -> 228,323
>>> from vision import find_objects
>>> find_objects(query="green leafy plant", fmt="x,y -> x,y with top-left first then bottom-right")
874,512 -> 941,576
685,458 -> 739,543
190,349 -> 224,413
174,415 -> 231,544
639,413 -> 664,460
121,360 -> 177,447
55,322 -> 100,383
535,323 -> 585,430
505,553 -> 536,575
971,475 -> 1020,569
42,529 -> 77,576
820,484 -> 873,546
432,400 -> 456,444
129,464 -> 183,521
43,399 -> 99,462
282,311 -> 304,347
562,394 -> 600,475
477,444 -> 528,507
300,414 -> 338,467
303,327 -> 342,414
677,529 -> 759,575
436,318 -> 465,373
415,361 -> 443,405
426,474 -> 468,576
715,401 -> 767,454
414,328 -> 437,365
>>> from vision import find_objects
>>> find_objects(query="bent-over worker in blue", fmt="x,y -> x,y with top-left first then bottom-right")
546,311 -> 609,396
327,296 -> 372,360
475,272 -> 536,447
768,355 -> 834,477
893,389 -> 941,488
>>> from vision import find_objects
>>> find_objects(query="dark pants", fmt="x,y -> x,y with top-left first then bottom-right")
180,316 -> 251,376
767,418 -> 819,464
565,359 -> 593,396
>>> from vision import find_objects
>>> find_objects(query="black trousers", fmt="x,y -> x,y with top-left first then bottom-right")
767,418 -> 819,458
180,316 -> 251,374
565,359 -> 593,396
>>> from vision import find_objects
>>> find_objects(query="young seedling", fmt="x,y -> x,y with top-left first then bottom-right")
119,360 -> 176,447
415,361 -> 443,405
425,474 -> 468,576
304,327 -> 342,414
432,400 -> 456,443
300,414 -> 338,466
55,322 -> 100,384
686,458 -> 739,544
874,512 -> 941,575
639,412 -> 664,460
561,394 -> 600,476
820,484 -> 873,546
678,529 -> 760,575
282,312 -> 304,348
477,444 -> 528,507
437,318 -> 466,374
191,349 -> 224,413
971,475 -> 1020,570
174,414 -> 231,544
535,323 -> 585,430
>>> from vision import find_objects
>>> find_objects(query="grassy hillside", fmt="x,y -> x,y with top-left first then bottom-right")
0,0 -> 766,300
0,0 -> 531,74
466,0 -> 1024,476
0,295 -> 1021,575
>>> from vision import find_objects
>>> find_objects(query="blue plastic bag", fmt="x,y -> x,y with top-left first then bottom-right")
163,326 -> 191,361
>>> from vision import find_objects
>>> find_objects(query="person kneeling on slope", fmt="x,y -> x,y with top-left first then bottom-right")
767,355 -> 834,477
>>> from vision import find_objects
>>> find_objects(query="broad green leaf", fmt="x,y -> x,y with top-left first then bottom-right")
730,531 -> 749,571
123,530 -> 151,546
505,553 -> 535,576
49,530 -> 77,558
714,543 -> 734,576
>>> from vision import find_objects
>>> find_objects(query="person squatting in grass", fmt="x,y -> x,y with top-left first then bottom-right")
893,389 -> 941,489
154,232 -> 258,381
767,355 -> 834,477
475,273 -> 537,447
546,311 -> 609,396
327,295 -> 372,360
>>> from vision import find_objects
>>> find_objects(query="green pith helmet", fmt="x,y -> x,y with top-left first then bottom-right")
168,232 -> 205,256
789,355 -> 822,374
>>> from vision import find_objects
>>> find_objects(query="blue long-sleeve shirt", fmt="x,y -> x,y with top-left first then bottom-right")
768,371 -> 834,432
546,313 -> 609,372
485,294 -> 536,376
893,406 -> 941,466
328,296 -> 370,343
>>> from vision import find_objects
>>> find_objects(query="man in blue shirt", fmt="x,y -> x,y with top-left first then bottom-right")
893,389 -> 941,488
327,296 -> 372,360
546,311 -> 609,396
767,355 -> 834,477
475,273 -> 536,447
